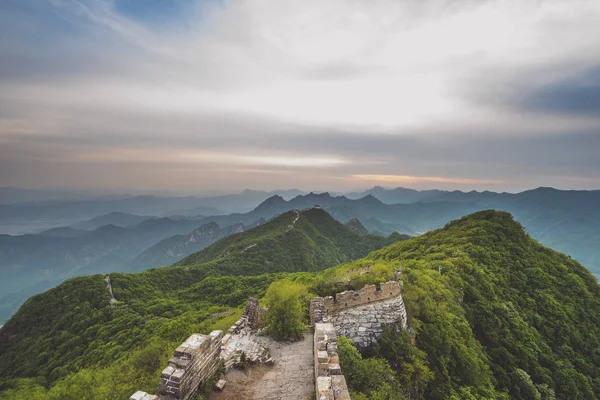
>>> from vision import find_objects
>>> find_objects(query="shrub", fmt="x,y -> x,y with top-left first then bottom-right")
264,280 -> 307,341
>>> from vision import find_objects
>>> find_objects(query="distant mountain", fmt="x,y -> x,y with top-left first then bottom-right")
0,196 -> 225,235
346,186 -> 446,203
176,207 -> 403,275
346,218 -> 369,236
69,212 -> 158,231
213,191 -> 478,237
38,226 -> 88,238
0,190 -> 311,235
0,217 -> 236,323
191,189 -> 306,213
351,186 -> 600,273
131,218 -> 265,269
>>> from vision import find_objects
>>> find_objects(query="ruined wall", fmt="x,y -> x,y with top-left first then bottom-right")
329,295 -> 407,349
314,323 -> 351,400
241,297 -> 265,329
310,280 -> 408,349
130,331 -> 223,400
160,331 -> 223,399
314,281 -> 402,317
130,298 -> 268,400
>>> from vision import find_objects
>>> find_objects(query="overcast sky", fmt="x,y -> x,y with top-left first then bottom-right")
1,0 -> 599,194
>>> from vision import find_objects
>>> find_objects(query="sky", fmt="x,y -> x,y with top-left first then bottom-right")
1,0 -> 599,195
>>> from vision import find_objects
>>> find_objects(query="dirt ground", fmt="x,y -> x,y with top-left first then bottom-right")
209,334 -> 314,400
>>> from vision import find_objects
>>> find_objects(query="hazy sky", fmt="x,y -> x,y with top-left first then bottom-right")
1,0 -> 599,194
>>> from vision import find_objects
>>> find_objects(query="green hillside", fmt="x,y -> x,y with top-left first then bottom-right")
1,210 -> 599,399
176,207 -> 400,275
323,210 -> 600,399
0,208 -> 399,399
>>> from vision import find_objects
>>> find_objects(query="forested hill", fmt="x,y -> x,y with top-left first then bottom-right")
1,210 -> 599,399
175,207 -> 402,274
0,208 -> 400,399
337,210 -> 600,399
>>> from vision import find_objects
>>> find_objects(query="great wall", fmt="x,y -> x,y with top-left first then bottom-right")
130,277 -> 408,400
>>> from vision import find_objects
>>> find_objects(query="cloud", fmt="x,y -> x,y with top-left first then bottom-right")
1,0 -> 600,192
513,66 -> 600,117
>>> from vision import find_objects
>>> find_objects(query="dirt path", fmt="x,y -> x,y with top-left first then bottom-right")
210,333 -> 314,400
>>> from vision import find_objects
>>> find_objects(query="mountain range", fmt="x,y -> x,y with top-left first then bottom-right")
0,215 -> 262,323
1,209 -> 598,399
0,188 -> 308,235
0,186 -> 598,324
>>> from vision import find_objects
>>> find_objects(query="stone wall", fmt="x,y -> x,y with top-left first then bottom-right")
241,297 -> 265,329
160,330 -> 223,399
130,331 -> 224,400
313,281 -> 402,318
310,280 -> 408,349
314,323 -> 351,400
130,298 -> 269,400
329,295 -> 407,349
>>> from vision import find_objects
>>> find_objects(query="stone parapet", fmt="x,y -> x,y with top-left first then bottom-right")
330,296 -> 408,349
329,281 -> 401,314
314,323 -> 351,400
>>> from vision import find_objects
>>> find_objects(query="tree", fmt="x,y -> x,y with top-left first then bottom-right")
264,280 -> 306,341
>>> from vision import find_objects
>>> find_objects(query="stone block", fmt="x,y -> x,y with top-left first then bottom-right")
326,342 -> 338,354
129,391 -> 158,400
317,351 -> 329,363
215,379 -> 227,391
221,333 -> 231,345
331,375 -> 351,400
328,362 -> 341,375
316,376 -> 334,400
161,365 -> 175,378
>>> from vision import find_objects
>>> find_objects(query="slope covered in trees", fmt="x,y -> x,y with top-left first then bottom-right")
1,209 -> 599,399
0,208 -> 398,398
326,210 -> 600,399
176,207 -> 401,275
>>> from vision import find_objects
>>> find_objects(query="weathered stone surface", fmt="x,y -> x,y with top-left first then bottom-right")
242,297 -> 265,329
313,323 -> 351,399
131,297 -> 303,400
214,379 -> 227,391
329,294 -> 408,349
310,279 -> 409,399
129,391 -> 158,400
331,375 -> 351,400
211,333 -> 315,400
158,331 -> 223,400
317,376 -> 334,400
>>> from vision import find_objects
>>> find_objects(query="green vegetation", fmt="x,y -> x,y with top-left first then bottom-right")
2,209 -> 600,400
335,210 -> 600,399
176,208 -> 401,275
0,208 -> 397,399
264,280 -> 308,341
337,335 -> 402,399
